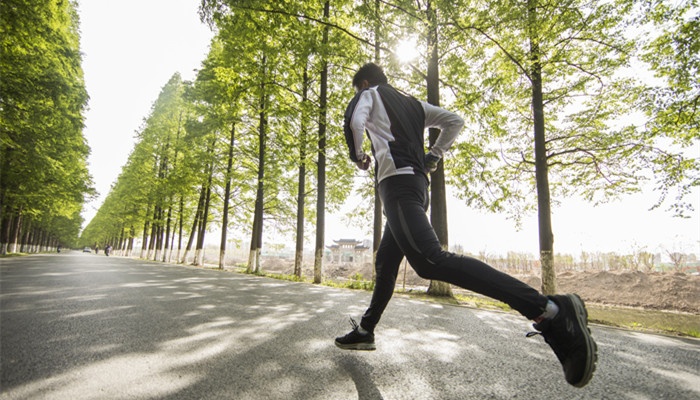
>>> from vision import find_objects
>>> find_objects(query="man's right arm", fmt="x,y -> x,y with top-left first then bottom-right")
343,90 -> 372,163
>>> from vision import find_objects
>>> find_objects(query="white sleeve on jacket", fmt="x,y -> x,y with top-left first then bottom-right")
421,101 -> 465,158
349,90 -> 373,161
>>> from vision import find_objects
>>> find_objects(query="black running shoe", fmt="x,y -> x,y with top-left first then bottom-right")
335,318 -> 376,351
528,294 -> 598,387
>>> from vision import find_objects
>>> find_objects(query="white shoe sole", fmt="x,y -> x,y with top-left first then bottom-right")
334,340 -> 376,351
566,294 -> 598,387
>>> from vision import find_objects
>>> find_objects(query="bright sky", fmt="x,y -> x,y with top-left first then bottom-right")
77,0 -> 700,259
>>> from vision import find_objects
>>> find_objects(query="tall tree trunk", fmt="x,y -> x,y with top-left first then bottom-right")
194,138 -> 216,265
314,0 -> 330,284
35,229 -> 43,253
176,196 -> 184,263
7,214 -> 16,253
23,225 -> 33,253
28,227 -> 36,253
0,155 -> 7,253
181,186 -> 205,264
220,123 -> 236,270
30,228 -> 38,252
154,207 -> 163,261
168,223 -> 176,262
248,57 -> 268,274
167,119 -> 181,264
9,208 -> 21,253
156,207 -> 164,259
425,0 -> 453,297
40,230 -> 47,252
0,214 -> 9,255
528,0 -> 555,295
140,204 -> 150,258
155,141 -> 169,262
195,154 -> 214,266
294,67 -> 309,278
372,0 -> 383,281
118,226 -> 125,255
147,206 -> 159,260
128,226 -> 135,257
247,212 -> 261,273
158,207 -> 166,260
162,203 -> 172,262
37,228 -> 44,253
19,221 -> 30,253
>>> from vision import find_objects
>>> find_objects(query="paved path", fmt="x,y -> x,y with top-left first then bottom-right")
1,253 -> 699,399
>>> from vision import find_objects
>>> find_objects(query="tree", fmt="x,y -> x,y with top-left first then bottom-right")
637,0 -> 699,217
424,0 -> 453,296
1,0 -> 93,253
313,0 -> 331,283
446,0 -> 643,294
294,63 -> 311,278
81,74 -> 194,255
201,0 -> 355,278
360,0 -> 458,295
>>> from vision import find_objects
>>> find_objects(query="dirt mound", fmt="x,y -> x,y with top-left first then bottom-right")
556,270 -> 699,313
478,270 -> 699,314
262,260 -> 700,314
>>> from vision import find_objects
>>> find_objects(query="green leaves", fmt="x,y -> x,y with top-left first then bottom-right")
77,0 -> 696,258
1,0 -> 93,248
81,74 -> 193,246
636,1 -> 699,216
442,0 -> 666,222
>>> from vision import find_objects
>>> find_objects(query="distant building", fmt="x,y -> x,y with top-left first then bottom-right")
326,239 -> 370,264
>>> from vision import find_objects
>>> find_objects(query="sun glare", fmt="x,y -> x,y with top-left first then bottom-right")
395,38 -> 419,63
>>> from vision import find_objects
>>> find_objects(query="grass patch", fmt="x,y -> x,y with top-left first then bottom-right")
586,305 -> 700,338
236,268 -> 699,338
394,289 -> 461,306
389,288 -> 699,338
454,293 -> 512,312
237,268 -> 310,283
254,271 -> 308,283
240,268 -> 373,289
0,253 -> 29,258
323,273 -> 375,291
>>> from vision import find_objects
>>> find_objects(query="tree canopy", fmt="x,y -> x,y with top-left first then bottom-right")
1,0 -> 93,252
60,0 -> 699,287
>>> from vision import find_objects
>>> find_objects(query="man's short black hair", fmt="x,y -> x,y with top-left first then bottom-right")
353,63 -> 388,88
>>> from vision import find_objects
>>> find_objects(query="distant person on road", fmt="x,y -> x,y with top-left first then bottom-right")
95,246 -> 99,254
105,245 -> 112,256
335,63 -> 598,388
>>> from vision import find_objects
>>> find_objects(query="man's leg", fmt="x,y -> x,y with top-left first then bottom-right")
379,174 -> 548,319
378,174 -> 597,387
360,223 -> 405,333
335,223 -> 404,350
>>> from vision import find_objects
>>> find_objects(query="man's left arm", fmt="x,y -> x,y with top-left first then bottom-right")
421,101 -> 465,159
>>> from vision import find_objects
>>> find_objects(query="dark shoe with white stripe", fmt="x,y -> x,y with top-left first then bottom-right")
528,294 -> 598,387
335,318 -> 376,351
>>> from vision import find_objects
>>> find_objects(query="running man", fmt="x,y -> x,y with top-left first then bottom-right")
335,63 -> 597,388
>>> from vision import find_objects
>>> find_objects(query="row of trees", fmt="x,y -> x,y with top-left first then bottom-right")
80,0 -> 697,295
79,4 -> 357,280
1,0 -> 93,254
471,249 -> 697,274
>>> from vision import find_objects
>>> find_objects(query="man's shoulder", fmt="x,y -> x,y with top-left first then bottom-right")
376,84 -> 421,103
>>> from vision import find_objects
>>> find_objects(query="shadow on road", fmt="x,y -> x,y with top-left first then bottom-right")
1,253 -> 699,399
335,355 -> 384,400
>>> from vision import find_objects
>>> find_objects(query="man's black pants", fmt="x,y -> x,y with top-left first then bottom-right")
360,174 -> 549,333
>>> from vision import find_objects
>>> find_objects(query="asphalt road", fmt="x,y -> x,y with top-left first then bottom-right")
1,253 -> 698,399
